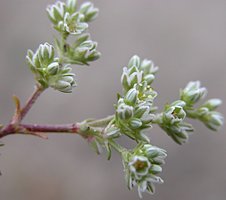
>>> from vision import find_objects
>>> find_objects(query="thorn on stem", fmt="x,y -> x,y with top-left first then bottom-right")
12,95 -> 21,123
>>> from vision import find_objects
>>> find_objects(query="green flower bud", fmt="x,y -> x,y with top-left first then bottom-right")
164,105 -> 186,125
197,107 -> 209,116
117,103 -> 134,120
140,59 -> 159,75
121,66 -> 143,92
48,65 -> 76,93
38,43 -> 55,67
61,75 -> 75,84
71,40 -> 100,64
129,71 -> 143,87
125,88 -> 138,105
74,33 -> 90,47
46,1 -> 66,25
150,165 -> 162,174
47,62 -> 59,75
121,70 -> 130,91
86,51 -> 101,62
201,111 -> 224,131
180,81 -> 207,106
162,122 -> 193,144
171,100 -> 186,107
66,0 -> 77,14
56,80 -> 72,91
134,105 -> 149,118
26,50 -> 39,73
202,99 -> 222,111
104,126 -> 121,139
141,114 -> 154,124
79,2 -> 99,22
143,144 -> 167,165
128,55 -> 141,68
129,118 -> 142,129
144,74 -> 155,85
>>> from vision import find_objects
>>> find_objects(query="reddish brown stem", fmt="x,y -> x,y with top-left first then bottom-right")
20,85 -> 44,121
0,123 -> 80,139
22,123 -> 79,133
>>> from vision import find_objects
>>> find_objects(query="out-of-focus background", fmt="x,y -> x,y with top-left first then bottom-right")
0,0 -> 225,199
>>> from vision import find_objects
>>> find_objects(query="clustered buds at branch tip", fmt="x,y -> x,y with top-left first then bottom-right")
0,0 -> 224,198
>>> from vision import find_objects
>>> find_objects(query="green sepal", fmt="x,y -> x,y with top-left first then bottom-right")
104,141 -> 112,160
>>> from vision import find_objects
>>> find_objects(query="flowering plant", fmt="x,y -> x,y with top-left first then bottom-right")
0,0 -> 224,198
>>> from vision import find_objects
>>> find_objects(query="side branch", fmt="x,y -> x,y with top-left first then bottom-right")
20,85 -> 45,120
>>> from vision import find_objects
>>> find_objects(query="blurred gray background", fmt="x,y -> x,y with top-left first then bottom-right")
0,0 -> 225,200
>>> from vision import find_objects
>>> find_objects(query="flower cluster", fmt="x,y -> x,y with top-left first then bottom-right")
26,43 -> 76,93
46,0 -> 98,35
55,33 -> 100,65
105,56 -> 158,142
121,55 -> 158,94
180,81 -> 207,107
122,143 -> 167,198
157,100 -> 194,144
47,0 -> 100,65
180,81 -> 224,131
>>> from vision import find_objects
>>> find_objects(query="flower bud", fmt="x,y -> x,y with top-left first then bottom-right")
151,165 -> 162,174
117,102 -> 134,120
66,0 -> 77,14
125,88 -> 138,105
202,111 -> 224,131
46,1 -> 66,24
164,105 -> 186,125
129,71 -> 143,86
38,43 -> 55,67
104,126 -> 121,139
134,105 -> 149,118
47,62 -> 59,75
74,33 -> 90,47
144,74 -> 155,85
121,68 -> 130,91
86,50 -> 101,62
161,122 -> 193,144
129,118 -> 142,129
80,2 -> 99,22
180,81 -> 207,106
202,99 -> 222,111
128,55 -> 141,68
140,59 -> 159,76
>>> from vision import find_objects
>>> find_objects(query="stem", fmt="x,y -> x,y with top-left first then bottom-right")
0,123 -> 80,139
87,115 -> 114,127
108,139 -> 126,154
20,85 -> 44,120
21,123 -> 79,133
